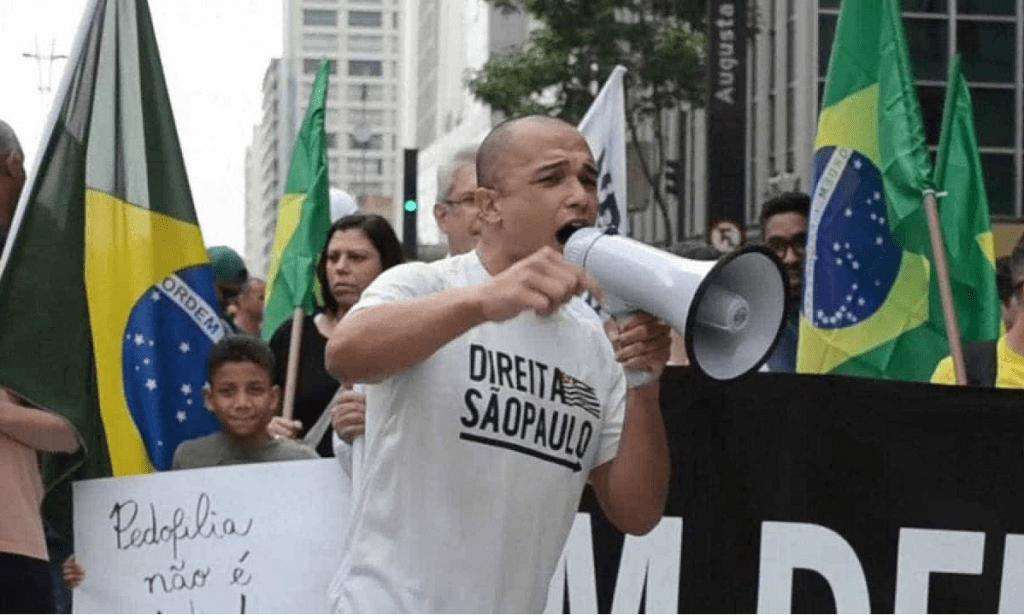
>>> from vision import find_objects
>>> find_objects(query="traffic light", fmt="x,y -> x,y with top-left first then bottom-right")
402,148 -> 418,259
664,159 -> 681,200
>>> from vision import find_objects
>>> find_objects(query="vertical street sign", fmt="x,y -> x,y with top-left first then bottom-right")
705,0 -> 748,248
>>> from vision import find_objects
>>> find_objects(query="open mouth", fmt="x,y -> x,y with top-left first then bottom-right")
556,221 -> 590,246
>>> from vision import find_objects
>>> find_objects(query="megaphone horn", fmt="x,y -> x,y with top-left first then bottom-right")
562,227 -> 788,381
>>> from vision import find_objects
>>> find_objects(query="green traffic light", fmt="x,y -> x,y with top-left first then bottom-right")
404,199 -> 418,213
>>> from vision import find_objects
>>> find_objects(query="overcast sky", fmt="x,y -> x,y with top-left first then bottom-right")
0,0 -> 282,253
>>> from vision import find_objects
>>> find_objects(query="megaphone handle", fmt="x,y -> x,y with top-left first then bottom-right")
607,304 -> 660,389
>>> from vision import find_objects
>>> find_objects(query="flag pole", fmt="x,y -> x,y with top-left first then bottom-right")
282,307 -> 305,420
923,189 -> 967,385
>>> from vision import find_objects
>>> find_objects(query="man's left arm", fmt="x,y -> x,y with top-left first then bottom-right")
0,388 -> 80,453
589,314 -> 671,536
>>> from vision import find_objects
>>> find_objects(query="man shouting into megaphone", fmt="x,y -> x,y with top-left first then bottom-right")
325,115 -> 671,613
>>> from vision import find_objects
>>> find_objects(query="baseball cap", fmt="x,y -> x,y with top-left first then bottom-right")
207,246 -> 249,287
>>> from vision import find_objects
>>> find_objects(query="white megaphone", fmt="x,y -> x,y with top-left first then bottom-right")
561,227 -> 788,381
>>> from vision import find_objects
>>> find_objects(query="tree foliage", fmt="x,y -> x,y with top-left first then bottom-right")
467,0 -> 708,125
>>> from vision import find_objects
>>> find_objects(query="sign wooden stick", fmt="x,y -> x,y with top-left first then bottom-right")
282,307 -> 304,420
923,190 -> 967,385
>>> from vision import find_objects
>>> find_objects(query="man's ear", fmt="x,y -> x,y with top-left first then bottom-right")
475,187 -> 501,225
433,202 -> 448,228
203,386 -> 215,412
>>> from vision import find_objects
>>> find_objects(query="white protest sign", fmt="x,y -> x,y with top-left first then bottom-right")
73,459 -> 348,614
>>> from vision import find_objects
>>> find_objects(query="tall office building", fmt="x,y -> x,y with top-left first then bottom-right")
283,0 -> 405,219
402,0 -> 527,248
244,58 -> 288,277
245,1 -> 406,269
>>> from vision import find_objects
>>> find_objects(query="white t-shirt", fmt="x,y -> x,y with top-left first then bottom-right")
328,251 -> 627,613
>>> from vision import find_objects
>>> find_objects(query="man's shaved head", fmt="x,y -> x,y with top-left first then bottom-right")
477,115 -> 581,190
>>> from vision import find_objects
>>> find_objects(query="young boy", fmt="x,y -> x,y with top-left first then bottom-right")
172,335 -> 318,469
63,336 -> 316,591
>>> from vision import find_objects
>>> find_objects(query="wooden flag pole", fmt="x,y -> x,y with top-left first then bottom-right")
923,189 -> 967,385
282,307 -> 305,420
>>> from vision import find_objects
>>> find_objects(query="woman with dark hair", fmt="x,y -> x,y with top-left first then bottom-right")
267,214 -> 404,455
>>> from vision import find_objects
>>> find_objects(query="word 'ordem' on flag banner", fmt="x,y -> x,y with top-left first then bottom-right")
261,60 -> 332,342
798,0 -> 949,381
0,0 -> 221,487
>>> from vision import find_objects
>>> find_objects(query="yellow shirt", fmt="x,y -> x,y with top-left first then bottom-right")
930,336 -> 1024,388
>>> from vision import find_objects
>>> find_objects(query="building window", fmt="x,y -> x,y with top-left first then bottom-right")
971,87 -> 1015,148
349,60 -> 383,77
959,0 -> 1014,15
325,132 -> 337,149
348,83 -> 383,101
348,33 -> 384,53
303,58 -> 336,75
303,9 -> 337,26
957,20 -> 1016,84
982,153 -> 1015,216
349,10 -> 382,27
348,134 -> 384,150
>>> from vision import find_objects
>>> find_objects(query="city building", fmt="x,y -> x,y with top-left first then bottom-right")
749,0 -> 1024,249
638,0 -> 1024,251
401,0 -> 527,249
244,58 -> 287,277
245,0 -> 406,269
283,0 -> 405,214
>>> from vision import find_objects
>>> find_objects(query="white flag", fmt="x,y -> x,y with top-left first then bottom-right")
578,65 -> 629,236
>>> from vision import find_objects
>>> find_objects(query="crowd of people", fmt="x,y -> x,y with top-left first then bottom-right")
1,105 -> 1023,612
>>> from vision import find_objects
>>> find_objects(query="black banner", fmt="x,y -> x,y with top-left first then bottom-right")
705,0 -> 747,237
566,367 -> 1024,612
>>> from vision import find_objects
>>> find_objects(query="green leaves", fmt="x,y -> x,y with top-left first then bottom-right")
468,0 -> 707,124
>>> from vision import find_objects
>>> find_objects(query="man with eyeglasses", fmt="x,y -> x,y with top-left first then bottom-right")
433,145 -> 481,256
760,192 -> 810,372
931,244 -> 1024,388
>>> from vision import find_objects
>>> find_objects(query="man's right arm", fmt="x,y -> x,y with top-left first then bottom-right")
325,247 -> 595,385
326,285 -> 489,385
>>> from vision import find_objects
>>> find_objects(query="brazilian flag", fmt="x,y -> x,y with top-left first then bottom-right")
261,61 -> 332,341
798,0 -> 944,381
0,0 -> 221,486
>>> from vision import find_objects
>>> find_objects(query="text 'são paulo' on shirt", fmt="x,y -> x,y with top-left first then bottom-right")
328,251 -> 627,613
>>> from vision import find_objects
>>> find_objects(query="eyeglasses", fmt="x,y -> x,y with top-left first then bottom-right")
765,233 -> 808,258
441,194 -> 478,209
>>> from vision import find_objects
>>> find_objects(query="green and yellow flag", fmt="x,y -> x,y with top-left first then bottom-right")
798,0 -> 942,380
934,56 -> 1000,342
0,0 -> 221,483
261,61 -> 332,341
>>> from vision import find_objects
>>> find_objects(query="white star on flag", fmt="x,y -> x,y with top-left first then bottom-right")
151,291 -> 161,301
179,342 -> 190,353
180,384 -> 192,395
853,159 -> 863,170
134,334 -> 145,346
143,358 -> 150,365
145,378 -> 157,391
176,411 -> 187,423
